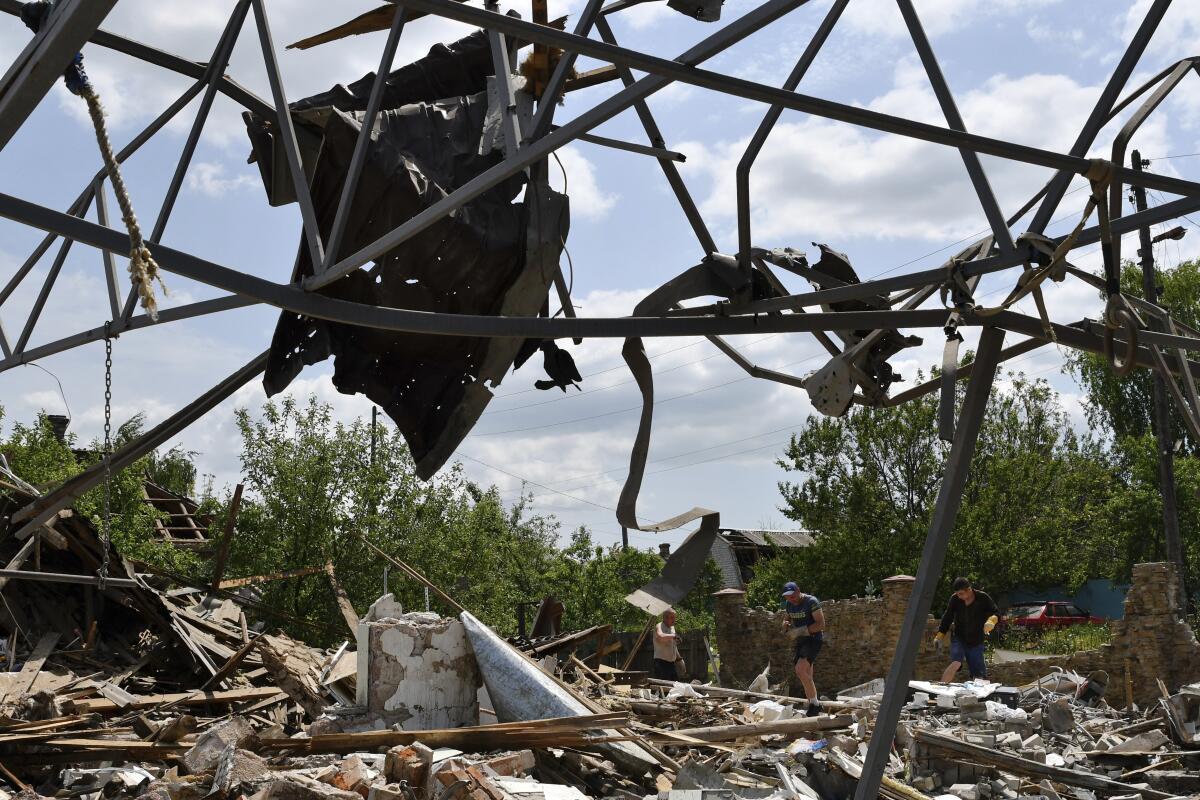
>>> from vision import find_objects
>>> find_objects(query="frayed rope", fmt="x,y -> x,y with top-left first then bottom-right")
22,1 -> 166,321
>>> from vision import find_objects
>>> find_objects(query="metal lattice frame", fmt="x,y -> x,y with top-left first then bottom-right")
2,0 -> 1200,795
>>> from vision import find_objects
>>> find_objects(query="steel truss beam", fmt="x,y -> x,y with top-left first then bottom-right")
855,327 -> 1007,800
0,0 -> 118,150
9,350 -> 269,540
10,189 -> 1200,348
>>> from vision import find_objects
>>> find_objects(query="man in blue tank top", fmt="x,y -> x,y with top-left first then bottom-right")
781,581 -> 826,716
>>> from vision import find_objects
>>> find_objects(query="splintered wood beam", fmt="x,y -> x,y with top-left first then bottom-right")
564,65 -> 618,92
324,560 -> 360,636
208,483 -> 243,596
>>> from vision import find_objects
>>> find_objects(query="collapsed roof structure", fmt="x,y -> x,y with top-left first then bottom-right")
2,0 -> 1200,796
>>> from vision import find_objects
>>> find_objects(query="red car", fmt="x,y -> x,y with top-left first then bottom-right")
1005,601 -> 1105,629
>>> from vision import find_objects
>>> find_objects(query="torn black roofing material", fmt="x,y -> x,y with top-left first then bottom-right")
246,31 -> 571,479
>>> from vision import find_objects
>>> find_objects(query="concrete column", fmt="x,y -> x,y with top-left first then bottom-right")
356,595 -> 480,729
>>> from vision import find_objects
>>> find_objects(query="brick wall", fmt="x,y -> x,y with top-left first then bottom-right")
713,562 -> 1200,704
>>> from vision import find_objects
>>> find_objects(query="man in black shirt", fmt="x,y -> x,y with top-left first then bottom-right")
934,577 -> 998,681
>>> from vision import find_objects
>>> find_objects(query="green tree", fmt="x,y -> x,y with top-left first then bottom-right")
765,370 -> 1127,603
1066,259 -> 1200,450
228,396 -> 719,644
0,410 -> 204,574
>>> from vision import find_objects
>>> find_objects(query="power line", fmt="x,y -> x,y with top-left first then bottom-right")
487,333 -> 787,415
455,451 -> 622,513
472,350 -> 823,436
499,419 -> 808,493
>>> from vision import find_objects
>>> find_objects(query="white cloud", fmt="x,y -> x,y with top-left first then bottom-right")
841,0 -> 1064,39
186,161 -> 258,197
548,146 -> 619,220
673,61 -> 1186,247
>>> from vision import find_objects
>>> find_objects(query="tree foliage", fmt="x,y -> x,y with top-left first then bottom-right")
225,396 -> 718,645
0,410 -> 203,573
759,369 -> 1186,606
1066,259 -> 1200,450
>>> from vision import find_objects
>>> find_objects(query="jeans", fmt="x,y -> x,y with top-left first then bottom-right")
949,638 -> 987,679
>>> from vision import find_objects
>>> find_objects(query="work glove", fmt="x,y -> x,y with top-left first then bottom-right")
786,625 -> 809,640
933,631 -> 946,653
984,615 -> 998,636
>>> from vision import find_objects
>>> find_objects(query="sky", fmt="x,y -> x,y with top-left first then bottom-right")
1,0 -> 1200,553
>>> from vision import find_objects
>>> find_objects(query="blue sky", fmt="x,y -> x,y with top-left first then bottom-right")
1,0 -> 1199,554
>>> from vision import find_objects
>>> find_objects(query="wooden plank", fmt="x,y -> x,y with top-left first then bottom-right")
218,565 -> 325,590
201,631 -> 265,690
208,484 -> 242,595
914,730 -> 1173,800
324,560 -> 360,636
663,716 -> 852,743
0,632 -> 59,704
68,685 -> 283,714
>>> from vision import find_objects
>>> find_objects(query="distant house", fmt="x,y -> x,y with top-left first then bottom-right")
710,528 -> 813,590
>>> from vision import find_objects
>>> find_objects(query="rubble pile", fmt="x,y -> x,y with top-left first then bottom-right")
3,459 -> 1200,800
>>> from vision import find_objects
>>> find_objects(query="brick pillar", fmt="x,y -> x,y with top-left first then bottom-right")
880,575 -> 915,650
713,589 -> 748,687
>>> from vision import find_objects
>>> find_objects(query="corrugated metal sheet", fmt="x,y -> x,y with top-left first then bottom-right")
720,528 -> 813,549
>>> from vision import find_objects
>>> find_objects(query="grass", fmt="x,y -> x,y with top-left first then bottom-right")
994,623 -> 1111,656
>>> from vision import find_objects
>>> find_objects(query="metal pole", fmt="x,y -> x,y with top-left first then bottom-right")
1132,149 -> 1186,594
854,326 -> 1007,800
621,526 -> 629,552
736,0 -> 848,271
895,0 -> 1013,254
371,405 -> 378,466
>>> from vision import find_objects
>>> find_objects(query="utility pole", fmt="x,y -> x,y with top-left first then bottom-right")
1132,150 -> 1187,596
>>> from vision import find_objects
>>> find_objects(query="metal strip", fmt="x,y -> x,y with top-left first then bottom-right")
594,15 -> 719,256
251,0 -> 325,269
8,190 -> 1200,342
0,295 -> 258,372
93,182 -> 122,319
0,80 -> 204,313
1026,0 -> 1172,235
387,0 -> 1199,197
14,230 -> 79,354
736,0 -> 848,270
150,0 -> 252,247
0,0 -> 119,151
575,131 -> 686,162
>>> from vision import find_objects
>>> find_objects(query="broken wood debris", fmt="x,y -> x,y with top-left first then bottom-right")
4,461 -> 1200,800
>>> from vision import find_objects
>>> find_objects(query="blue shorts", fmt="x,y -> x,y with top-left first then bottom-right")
794,636 -> 823,664
949,638 -> 986,679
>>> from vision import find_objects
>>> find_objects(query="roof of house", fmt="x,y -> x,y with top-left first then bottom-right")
709,528 -> 814,589
719,528 -> 814,549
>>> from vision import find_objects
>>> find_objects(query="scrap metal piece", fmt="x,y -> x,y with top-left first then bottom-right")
806,356 -> 853,417
667,0 -> 724,22
459,611 -> 658,775
249,32 -> 572,479
624,511 -> 720,615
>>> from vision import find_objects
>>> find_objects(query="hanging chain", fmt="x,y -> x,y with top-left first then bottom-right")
100,325 -> 112,593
